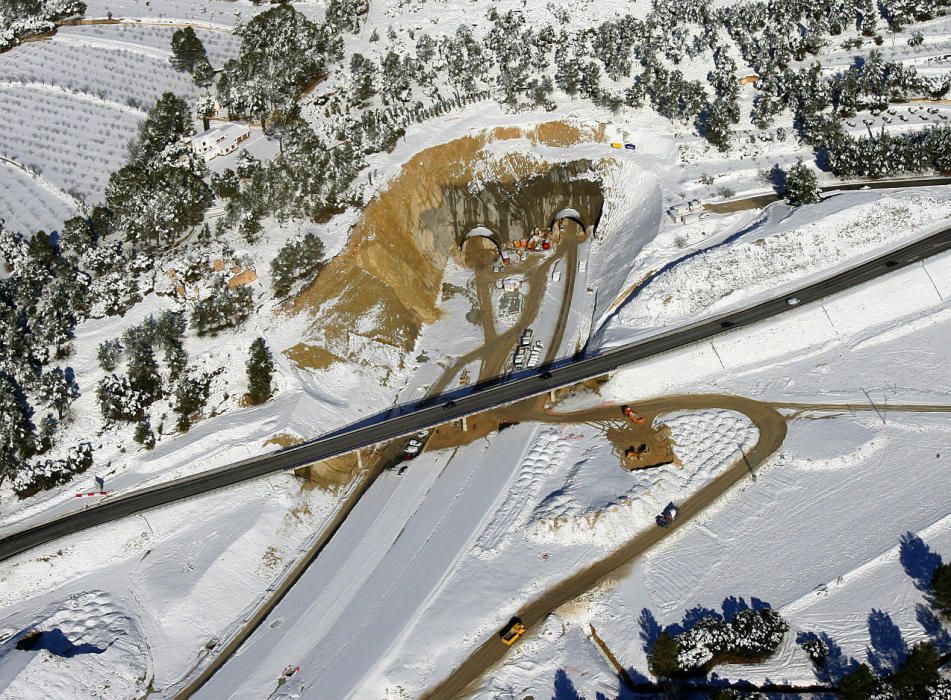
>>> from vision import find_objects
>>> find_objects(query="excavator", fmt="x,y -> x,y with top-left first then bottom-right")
621,405 -> 646,425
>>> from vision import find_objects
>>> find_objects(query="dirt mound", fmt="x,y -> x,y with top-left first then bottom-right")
290,120 -> 606,367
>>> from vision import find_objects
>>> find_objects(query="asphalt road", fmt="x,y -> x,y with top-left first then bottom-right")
1,228 -> 949,562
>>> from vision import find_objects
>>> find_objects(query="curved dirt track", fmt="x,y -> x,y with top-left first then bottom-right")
423,394 -> 787,699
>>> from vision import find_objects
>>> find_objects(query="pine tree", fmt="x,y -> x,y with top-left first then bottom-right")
0,372 -> 36,485
133,418 -> 156,448
173,371 -> 211,431
893,642 -> 940,697
170,27 -> 209,74
39,366 -> 80,419
837,663 -> 880,700
648,631 -> 681,679
784,160 -> 821,205
127,342 -> 162,406
270,232 -> 325,298
246,337 -> 274,404
932,562 -> 951,618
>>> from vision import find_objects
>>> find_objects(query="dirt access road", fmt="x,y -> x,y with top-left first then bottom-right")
174,217 -> 585,696
429,219 -> 584,396
423,393 -> 787,700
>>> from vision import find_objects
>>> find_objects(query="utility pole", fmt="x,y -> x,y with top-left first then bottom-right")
863,389 -> 886,424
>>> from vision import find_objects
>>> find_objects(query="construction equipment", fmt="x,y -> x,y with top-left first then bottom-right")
624,443 -> 650,460
656,503 -> 678,528
622,405 -> 646,425
500,617 -> 526,646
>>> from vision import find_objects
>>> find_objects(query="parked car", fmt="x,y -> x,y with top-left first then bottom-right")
656,503 -> 679,528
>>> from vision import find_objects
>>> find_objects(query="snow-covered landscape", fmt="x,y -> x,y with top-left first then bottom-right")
1,0 -> 951,698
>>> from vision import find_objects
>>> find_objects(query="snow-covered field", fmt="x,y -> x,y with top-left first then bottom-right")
476,218 -> 951,697
0,20 -> 239,233
595,188 -> 951,348
0,469 -> 345,696
2,0 -> 951,697
197,408 -> 757,699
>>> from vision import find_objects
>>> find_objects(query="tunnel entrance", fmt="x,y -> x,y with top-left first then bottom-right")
551,207 -> 587,233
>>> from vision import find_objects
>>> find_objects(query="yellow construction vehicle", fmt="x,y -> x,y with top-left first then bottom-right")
499,617 -> 526,646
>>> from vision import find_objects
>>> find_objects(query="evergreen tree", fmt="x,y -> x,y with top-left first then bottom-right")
349,53 -> 377,107
127,342 -> 162,406
192,56 -> 215,88
36,413 -> 57,453
170,26 -> 208,73
838,663 -> 880,700
191,280 -> 254,336
270,232 -> 325,298
892,642 -> 940,698
59,215 -> 97,257
246,337 -> 274,404
647,631 -> 681,679
130,92 -> 192,164
96,374 -> 142,423
784,160 -> 821,205
173,371 -> 211,431
0,372 -> 36,485
932,562 -> 951,618
325,0 -> 368,34
133,418 -> 156,448
39,366 -> 79,419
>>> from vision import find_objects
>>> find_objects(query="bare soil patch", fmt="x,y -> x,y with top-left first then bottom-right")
291,120 -> 605,364
295,452 -> 360,492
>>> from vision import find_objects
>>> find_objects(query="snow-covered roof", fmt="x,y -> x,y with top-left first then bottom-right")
192,122 -> 250,145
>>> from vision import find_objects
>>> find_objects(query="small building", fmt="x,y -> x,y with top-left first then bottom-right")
191,123 -> 251,161
668,199 -> 705,223
669,202 -> 691,217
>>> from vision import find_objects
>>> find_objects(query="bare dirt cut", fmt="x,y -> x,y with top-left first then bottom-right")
295,452 -> 361,492
287,120 -> 608,372
605,420 -> 678,471
263,433 -> 304,449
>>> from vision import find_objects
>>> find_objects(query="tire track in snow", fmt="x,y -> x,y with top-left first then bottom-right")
469,428 -> 572,559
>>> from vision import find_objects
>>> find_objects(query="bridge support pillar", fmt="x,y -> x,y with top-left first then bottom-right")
550,389 -> 556,403
461,416 -> 468,432
356,448 -> 363,470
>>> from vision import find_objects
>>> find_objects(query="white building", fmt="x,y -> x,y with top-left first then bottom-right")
191,123 -> 251,161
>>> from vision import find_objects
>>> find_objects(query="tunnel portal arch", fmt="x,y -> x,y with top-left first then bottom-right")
550,207 -> 587,233
461,225 -> 504,255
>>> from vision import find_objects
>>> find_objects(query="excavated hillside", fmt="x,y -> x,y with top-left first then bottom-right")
290,121 -> 606,370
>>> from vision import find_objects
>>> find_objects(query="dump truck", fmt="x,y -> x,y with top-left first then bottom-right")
500,617 -> 526,646
656,503 -> 678,528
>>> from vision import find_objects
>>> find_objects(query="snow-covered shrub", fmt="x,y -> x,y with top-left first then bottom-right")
652,608 -> 788,675
191,279 -> 254,336
784,160 -> 820,205
270,232 -> 325,299
13,441 -> 93,498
